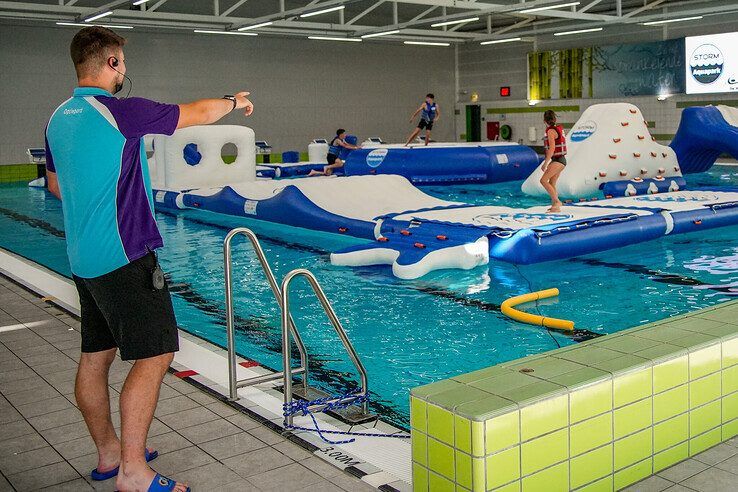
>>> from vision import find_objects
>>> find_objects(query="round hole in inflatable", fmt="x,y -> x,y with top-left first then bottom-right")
221,142 -> 238,164
183,143 -> 202,166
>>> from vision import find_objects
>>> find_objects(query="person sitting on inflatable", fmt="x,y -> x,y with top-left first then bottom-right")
308,128 -> 360,176
405,94 -> 440,146
539,110 -> 567,212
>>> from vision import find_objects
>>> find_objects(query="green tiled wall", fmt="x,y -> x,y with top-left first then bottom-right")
0,164 -> 37,183
411,300 -> 738,491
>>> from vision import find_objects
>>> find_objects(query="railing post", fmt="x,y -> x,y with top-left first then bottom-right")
281,274 -> 294,427
224,229 -> 239,401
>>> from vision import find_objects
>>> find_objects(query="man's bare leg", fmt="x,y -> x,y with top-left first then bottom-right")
405,128 -> 421,146
75,348 -> 121,473
115,352 -> 187,492
425,130 -> 431,145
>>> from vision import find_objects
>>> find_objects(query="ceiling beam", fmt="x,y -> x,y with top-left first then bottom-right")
346,0 -> 385,25
148,0 -> 169,12
221,0 -> 248,17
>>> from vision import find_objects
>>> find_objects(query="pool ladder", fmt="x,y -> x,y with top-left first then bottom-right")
223,228 -> 374,426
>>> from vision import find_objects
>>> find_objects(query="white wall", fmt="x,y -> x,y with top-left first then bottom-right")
454,13 -> 738,145
0,22 -> 455,164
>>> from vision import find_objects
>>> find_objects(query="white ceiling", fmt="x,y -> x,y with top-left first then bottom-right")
1,0 -> 737,44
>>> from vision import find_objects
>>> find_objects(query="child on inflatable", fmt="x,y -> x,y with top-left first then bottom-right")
405,94 -> 440,146
308,129 -> 360,176
540,110 -> 567,212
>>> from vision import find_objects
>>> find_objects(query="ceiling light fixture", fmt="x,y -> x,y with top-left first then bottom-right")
308,36 -> 362,42
237,21 -> 274,31
520,2 -> 581,14
431,17 -> 479,28
404,41 -> 451,46
57,21 -> 133,29
361,29 -> 400,39
194,29 -> 258,36
480,37 -> 522,45
553,27 -> 603,36
300,5 -> 345,18
85,11 -> 113,22
642,16 -> 703,26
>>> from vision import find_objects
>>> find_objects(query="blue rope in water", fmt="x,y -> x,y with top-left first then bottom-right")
282,392 -> 410,444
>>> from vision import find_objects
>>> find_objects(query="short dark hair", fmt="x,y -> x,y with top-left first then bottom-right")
426,93 -> 435,99
544,110 -> 557,125
336,128 -> 346,135
70,26 -> 126,77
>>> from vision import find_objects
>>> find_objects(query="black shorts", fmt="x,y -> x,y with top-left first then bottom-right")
418,119 -> 434,131
73,251 -> 179,361
327,153 -> 338,165
552,155 -> 567,166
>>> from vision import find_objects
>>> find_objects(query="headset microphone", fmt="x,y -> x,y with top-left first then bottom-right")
109,57 -> 133,98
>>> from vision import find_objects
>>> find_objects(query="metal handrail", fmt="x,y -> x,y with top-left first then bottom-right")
224,228 -> 308,401
280,268 -> 369,426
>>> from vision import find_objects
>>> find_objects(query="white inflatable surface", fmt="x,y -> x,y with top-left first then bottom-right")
151,125 -> 255,190
522,103 -> 681,198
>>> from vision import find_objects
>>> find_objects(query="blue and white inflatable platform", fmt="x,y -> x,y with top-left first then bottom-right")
255,141 -> 540,185
148,121 -> 738,279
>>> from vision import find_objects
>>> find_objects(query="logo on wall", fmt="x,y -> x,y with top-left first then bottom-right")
570,121 -> 597,142
366,149 -> 388,168
690,44 -> 724,84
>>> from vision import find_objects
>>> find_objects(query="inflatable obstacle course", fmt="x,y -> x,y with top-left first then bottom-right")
522,103 -> 682,198
670,105 -> 738,174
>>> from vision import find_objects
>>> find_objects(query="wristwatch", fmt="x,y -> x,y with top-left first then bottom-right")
222,95 -> 237,110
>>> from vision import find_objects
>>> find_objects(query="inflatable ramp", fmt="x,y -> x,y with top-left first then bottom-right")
154,175 -> 738,279
670,105 -> 738,174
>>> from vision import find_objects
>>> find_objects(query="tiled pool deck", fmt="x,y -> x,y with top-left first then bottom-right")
411,299 -> 738,492
0,274 -> 375,492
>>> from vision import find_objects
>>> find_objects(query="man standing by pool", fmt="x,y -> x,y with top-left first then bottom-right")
405,93 -> 440,146
45,26 -> 253,492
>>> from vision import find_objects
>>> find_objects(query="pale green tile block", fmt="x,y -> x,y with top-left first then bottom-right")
654,442 -> 689,473
689,427 -> 721,456
574,475 -> 613,492
455,416 -> 471,454
570,380 -> 612,424
613,368 -> 652,408
723,337 -> 738,368
428,404 -> 455,446
456,450 -> 472,490
614,398 -> 652,439
428,438 -> 455,480
614,458 -> 652,491
614,428 -> 652,471
690,400 -> 721,437
491,482 -> 520,492
653,385 -> 688,423
724,392 -> 738,423
570,444 -> 613,489
521,428 -> 568,476
653,355 -> 688,393
521,462 -> 568,492
654,414 -> 689,453
723,365 -> 738,395
486,446 -> 520,490
413,431 -> 428,466
690,373 -> 721,408
485,411 -> 520,455
689,344 -> 721,380
471,421 -> 485,458
571,413 -> 612,456
413,463 -> 429,492
471,457 -> 485,492
411,397 -> 427,433
520,394 -> 568,441
723,419 -> 738,440
429,471 -> 455,492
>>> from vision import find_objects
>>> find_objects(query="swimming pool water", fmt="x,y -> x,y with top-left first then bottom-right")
2,168 -> 738,427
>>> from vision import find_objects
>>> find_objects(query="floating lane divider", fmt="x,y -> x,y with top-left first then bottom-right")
500,288 -> 574,332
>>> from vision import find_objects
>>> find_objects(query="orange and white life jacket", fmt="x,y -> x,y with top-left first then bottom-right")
544,124 -> 567,157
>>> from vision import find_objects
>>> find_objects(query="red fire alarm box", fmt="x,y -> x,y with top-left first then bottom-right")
500,86 -> 511,97
487,121 -> 500,141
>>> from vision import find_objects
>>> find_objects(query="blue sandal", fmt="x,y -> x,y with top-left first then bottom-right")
147,473 -> 190,492
90,448 -> 159,481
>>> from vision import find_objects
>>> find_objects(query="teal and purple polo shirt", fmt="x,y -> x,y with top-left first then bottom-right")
45,87 -> 180,278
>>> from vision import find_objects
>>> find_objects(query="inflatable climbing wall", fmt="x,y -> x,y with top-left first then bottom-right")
149,125 -> 256,190
522,103 -> 682,198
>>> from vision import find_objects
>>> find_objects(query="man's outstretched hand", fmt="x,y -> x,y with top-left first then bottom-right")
235,91 -> 254,116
